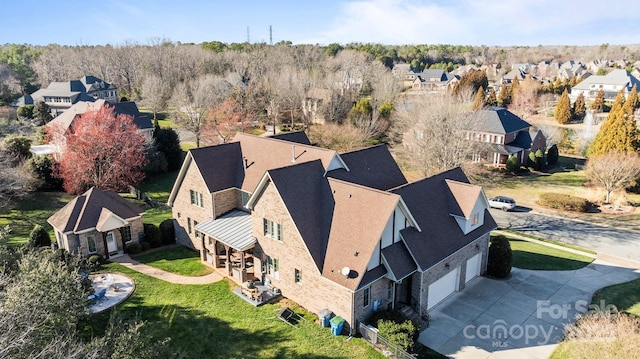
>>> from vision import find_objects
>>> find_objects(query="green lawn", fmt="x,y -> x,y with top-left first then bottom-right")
138,170 -> 179,203
591,278 -> 640,316
508,238 -> 594,270
132,246 -> 212,276
90,262 -> 385,359
0,191 -> 74,245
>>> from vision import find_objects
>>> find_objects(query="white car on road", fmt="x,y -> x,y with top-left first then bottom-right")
488,196 -> 516,211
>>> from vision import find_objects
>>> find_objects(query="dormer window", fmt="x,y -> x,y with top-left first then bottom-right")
472,213 -> 479,226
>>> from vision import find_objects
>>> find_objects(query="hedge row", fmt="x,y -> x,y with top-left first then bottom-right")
539,193 -> 591,212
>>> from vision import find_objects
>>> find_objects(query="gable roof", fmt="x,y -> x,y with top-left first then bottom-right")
267,160 -> 334,272
473,107 -> 531,134
381,241 -> 417,281
445,179 -> 482,218
327,145 -> 407,191
322,178 -> 400,291
269,131 -> 312,145
572,69 -> 640,91
48,187 -> 144,234
233,132 -> 345,192
392,167 -> 497,271
189,142 -> 244,193
46,99 -> 152,133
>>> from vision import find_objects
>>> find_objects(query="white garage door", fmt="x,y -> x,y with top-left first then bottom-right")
465,253 -> 481,283
428,267 -> 459,309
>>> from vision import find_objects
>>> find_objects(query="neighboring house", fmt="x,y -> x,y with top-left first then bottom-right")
302,88 -> 332,125
24,75 -> 118,116
412,69 -> 458,92
557,63 -> 588,80
570,69 -> 640,102
468,107 -> 546,166
48,187 -> 145,259
167,131 -> 496,332
35,99 -> 153,158
392,64 -> 418,88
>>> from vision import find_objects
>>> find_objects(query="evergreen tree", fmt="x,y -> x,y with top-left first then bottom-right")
509,77 -> 520,101
472,86 -> 485,111
29,224 -> 51,248
589,90 -> 640,156
547,144 -> 559,165
506,155 -> 520,173
569,76 -> 577,87
33,101 -> 53,125
498,83 -> 510,107
573,93 -> 586,122
592,89 -> 605,111
486,88 -> 498,107
554,89 -> 572,124
626,84 -> 639,110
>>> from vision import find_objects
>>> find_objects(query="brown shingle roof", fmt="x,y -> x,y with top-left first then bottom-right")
327,145 -> 407,190
267,160 -> 334,272
48,187 -> 144,234
268,131 -> 312,145
233,133 -> 342,192
445,179 -> 482,218
190,142 -> 244,193
322,178 -> 400,291
392,167 -> 497,271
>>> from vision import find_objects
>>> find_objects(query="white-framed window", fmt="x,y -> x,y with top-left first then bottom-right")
472,213 -> 479,226
187,218 -> 192,234
87,235 -> 97,254
190,190 -> 204,207
295,268 -> 302,284
263,218 -> 282,241
194,221 -> 200,238
264,255 -> 279,279
387,281 -> 394,302
363,286 -> 371,308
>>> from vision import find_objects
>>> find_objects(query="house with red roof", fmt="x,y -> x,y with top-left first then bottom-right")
167,132 -> 496,333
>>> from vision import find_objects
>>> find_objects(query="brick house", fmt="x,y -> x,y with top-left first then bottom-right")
468,107 -> 546,166
48,187 -> 145,259
167,132 -> 496,332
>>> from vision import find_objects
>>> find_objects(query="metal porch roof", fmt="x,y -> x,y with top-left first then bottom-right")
195,210 -> 255,252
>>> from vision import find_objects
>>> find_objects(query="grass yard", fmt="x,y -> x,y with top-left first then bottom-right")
0,191 -> 74,245
591,278 -> 640,316
507,237 -> 594,270
132,246 -> 212,276
90,263 -> 385,359
138,170 -> 179,203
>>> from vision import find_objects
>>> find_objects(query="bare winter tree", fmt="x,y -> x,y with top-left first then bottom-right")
393,93 -> 480,176
538,125 -> 566,147
586,152 -> 640,203
171,75 -> 234,147
140,74 -> 171,121
0,152 -> 34,209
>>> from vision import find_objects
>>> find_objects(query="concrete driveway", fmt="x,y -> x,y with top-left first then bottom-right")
418,260 -> 640,359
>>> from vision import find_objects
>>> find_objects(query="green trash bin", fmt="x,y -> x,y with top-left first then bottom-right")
330,316 -> 345,335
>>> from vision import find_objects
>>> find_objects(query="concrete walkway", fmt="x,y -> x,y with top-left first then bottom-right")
111,254 -> 223,284
418,259 -> 640,359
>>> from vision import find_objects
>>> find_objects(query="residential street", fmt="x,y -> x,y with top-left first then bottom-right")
490,208 -> 640,262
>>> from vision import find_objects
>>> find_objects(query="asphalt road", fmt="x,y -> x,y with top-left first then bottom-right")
490,207 -> 640,261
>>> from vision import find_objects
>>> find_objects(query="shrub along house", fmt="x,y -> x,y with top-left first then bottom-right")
167,132 -> 496,333
48,187 -> 145,259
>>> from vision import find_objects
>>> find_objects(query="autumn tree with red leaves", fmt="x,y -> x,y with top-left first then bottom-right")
201,98 -> 253,146
56,106 -> 148,194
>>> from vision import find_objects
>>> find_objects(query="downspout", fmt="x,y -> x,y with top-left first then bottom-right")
350,289 -> 355,337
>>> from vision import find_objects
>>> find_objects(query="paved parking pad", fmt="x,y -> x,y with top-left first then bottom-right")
418,260 -> 640,359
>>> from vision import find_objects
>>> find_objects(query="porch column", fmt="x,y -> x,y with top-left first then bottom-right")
102,232 -> 109,260
224,245 -> 232,276
118,227 -> 127,254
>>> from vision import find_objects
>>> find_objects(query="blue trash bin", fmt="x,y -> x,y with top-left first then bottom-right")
330,316 -> 345,336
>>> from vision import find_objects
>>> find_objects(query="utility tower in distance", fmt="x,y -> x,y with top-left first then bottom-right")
269,25 -> 273,45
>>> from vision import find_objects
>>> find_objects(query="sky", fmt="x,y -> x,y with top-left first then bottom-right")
5,0 -> 640,47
